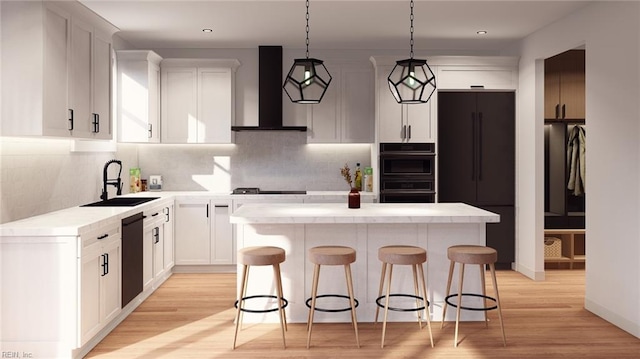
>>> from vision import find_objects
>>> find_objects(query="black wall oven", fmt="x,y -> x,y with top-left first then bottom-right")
379,143 -> 436,203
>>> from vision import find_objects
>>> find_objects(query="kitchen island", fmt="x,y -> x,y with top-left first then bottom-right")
230,202 -> 500,323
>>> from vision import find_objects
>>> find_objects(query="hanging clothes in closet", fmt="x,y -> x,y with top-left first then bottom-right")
567,125 -> 586,196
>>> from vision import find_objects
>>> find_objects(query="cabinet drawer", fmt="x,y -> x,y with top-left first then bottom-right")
82,223 -> 120,249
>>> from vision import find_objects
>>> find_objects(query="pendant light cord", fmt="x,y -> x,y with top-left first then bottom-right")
305,0 -> 310,59
409,0 -> 414,59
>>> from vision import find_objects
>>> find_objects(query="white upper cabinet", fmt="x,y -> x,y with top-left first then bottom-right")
375,64 -> 435,143
307,63 -> 374,143
370,56 -> 518,144
0,1 -> 117,139
161,59 -> 240,144
116,50 -> 163,143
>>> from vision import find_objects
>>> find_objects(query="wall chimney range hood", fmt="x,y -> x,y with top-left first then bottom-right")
231,46 -> 307,131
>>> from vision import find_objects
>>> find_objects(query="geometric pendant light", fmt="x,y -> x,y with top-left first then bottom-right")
388,0 -> 436,104
283,0 -> 332,104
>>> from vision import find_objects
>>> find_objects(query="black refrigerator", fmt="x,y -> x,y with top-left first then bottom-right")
438,92 -> 515,269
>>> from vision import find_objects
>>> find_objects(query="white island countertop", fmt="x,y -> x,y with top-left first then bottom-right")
230,202 -> 500,224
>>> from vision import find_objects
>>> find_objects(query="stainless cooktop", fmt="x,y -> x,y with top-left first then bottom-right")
232,187 -> 306,195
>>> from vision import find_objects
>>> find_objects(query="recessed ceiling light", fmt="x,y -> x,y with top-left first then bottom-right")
202,28 -> 213,33
477,30 -> 488,35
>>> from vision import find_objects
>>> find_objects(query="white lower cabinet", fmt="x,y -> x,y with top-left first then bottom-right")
175,198 -> 234,265
143,204 -> 171,291
163,204 -> 175,272
80,222 -> 121,346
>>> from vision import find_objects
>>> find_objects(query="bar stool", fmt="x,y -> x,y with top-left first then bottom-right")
306,245 -> 360,348
375,245 -> 433,349
441,245 -> 506,347
233,246 -> 288,349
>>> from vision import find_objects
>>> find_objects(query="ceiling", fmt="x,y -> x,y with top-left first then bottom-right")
80,0 -> 592,52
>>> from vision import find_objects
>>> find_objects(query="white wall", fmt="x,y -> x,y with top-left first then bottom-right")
511,2 -> 640,337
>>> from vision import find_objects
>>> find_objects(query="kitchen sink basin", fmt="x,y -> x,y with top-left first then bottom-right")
81,197 -> 160,207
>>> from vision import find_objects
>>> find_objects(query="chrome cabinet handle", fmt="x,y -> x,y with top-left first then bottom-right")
148,124 -> 153,138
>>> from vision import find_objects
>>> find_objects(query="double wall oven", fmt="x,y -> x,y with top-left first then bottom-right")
379,143 -> 436,203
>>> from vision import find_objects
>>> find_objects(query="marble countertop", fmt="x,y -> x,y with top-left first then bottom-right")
0,191 -> 377,237
230,202 -> 500,224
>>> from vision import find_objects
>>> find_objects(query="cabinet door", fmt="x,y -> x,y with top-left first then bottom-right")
211,203 -> 233,264
560,50 -> 585,120
80,241 -> 102,345
378,68 -> 405,143
163,205 -> 175,271
437,92 -> 477,203
161,67 -> 197,143
475,92 -> 515,205
43,4 -> 71,136
308,71 -> 340,143
148,63 -> 161,142
91,30 -> 112,139
174,201 -> 210,265
153,225 -> 164,279
544,55 -> 562,119
405,101 -> 432,142
198,68 -> 233,143
342,67 -> 374,143
101,238 -> 121,324
117,52 -> 161,143
481,205 -> 515,268
69,17 -> 93,137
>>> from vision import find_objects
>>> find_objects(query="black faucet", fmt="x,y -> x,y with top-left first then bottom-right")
101,159 -> 123,201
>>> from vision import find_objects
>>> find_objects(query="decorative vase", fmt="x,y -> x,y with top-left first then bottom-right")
348,187 -> 361,209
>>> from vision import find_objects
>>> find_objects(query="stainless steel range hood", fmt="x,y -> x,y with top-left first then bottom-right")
231,46 -> 307,132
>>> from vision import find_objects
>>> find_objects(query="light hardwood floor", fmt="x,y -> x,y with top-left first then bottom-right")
87,270 -> 640,358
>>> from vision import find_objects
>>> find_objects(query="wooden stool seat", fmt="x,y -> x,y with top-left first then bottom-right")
306,246 -> 360,349
442,245 -> 506,347
233,246 -> 287,349
238,246 -> 286,266
309,246 -> 356,265
447,245 -> 497,265
376,245 -> 433,349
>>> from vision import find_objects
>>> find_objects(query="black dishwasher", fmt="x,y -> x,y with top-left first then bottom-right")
122,212 -> 144,307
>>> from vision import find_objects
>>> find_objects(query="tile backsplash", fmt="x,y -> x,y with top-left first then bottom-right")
138,131 -> 372,192
0,137 -> 137,223
0,133 -> 371,223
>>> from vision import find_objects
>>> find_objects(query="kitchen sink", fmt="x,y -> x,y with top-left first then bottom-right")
81,197 -> 160,207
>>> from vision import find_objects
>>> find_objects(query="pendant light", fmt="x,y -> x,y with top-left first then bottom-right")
388,0 -> 436,104
283,0 -> 331,104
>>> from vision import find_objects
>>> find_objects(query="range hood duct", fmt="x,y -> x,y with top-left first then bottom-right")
231,46 -> 307,131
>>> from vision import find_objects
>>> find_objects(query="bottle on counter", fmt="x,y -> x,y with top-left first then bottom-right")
364,167 -> 373,192
354,163 -> 363,191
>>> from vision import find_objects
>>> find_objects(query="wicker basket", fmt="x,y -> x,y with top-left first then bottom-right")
544,237 -> 562,258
